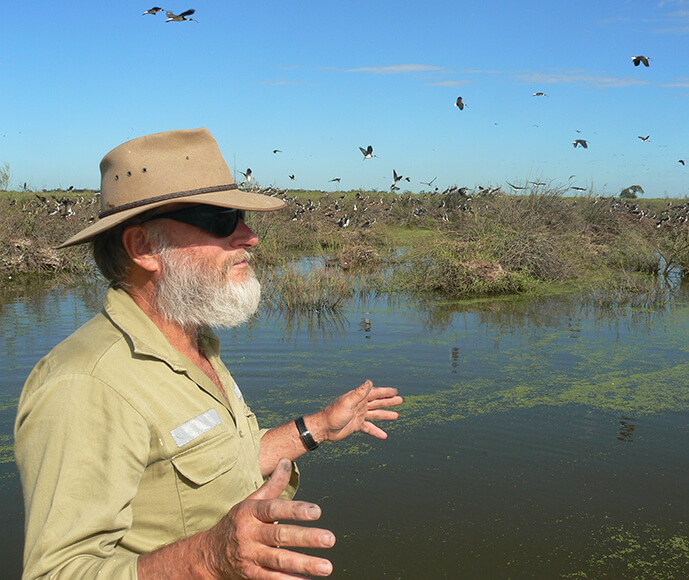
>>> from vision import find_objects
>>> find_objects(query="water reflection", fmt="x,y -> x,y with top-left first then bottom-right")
617,416 -> 636,443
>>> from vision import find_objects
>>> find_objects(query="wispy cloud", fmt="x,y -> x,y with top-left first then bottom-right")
661,76 -> 689,87
515,71 -> 648,88
345,64 -> 443,74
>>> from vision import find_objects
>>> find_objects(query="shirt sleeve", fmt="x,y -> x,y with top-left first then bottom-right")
15,373 -> 151,580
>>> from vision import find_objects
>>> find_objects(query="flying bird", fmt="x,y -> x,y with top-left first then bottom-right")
506,181 -> 527,190
570,186 -> 586,191
289,174 -> 295,180
359,145 -> 376,160
573,139 -> 588,148
239,168 -> 252,182
143,7 -> 164,15
533,92 -> 547,97
329,177 -> 341,183
165,9 -> 198,22
392,169 -> 404,184
632,55 -> 650,67
420,177 -> 437,186
273,149 -> 282,153
679,160 -> 685,166
638,135 -> 650,142
454,96 -> 465,110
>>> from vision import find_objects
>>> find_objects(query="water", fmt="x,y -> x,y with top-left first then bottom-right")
1,280 -> 688,579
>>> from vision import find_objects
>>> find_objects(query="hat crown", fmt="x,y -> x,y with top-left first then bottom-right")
99,128 -> 235,215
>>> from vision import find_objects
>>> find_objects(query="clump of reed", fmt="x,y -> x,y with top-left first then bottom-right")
391,236 -> 535,298
259,261 -> 356,314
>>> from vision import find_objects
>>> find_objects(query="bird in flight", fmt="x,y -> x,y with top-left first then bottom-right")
679,160 -> 685,166
533,92 -> 547,97
359,145 -> 376,160
239,168 -> 252,183
454,97 -> 465,110
632,55 -> 650,67
289,174 -> 295,180
638,135 -> 650,142
573,139 -> 588,148
329,177 -> 341,183
165,9 -> 198,22
420,177 -> 437,187
506,181 -> 527,190
273,149 -> 282,154
570,186 -> 586,191
143,7 -> 164,15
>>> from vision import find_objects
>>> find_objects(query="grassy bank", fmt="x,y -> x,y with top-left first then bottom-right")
2,187 -> 689,304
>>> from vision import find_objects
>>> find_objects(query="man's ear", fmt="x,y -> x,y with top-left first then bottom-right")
121,225 -> 161,274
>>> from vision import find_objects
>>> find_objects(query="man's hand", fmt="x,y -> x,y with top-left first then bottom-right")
204,458 -> 335,579
138,458 -> 334,579
312,380 -> 403,443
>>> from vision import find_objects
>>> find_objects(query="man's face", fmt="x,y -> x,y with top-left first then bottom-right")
146,217 -> 261,330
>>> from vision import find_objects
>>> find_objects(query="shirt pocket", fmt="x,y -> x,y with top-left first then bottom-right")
170,431 -> 256,535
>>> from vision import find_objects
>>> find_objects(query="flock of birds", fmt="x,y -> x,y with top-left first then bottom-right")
138,10 -> 684,192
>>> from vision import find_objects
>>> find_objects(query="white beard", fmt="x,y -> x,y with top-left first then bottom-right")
151,246 -> 261,331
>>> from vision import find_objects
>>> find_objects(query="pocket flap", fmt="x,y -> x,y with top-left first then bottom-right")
171,432 -> 238,486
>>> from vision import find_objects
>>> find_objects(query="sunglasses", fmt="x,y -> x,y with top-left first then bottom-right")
145,205 -> 246,238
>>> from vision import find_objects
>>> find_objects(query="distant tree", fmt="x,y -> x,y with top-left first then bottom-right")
620,185 -> 644,199
0,162 -> 11,191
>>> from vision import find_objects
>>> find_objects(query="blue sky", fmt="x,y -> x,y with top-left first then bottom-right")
1,1 -> 688,196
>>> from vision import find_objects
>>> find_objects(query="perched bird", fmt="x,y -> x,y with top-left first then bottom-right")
638,135 -> 650,142
573,139 -> 588,148
533,92 -> 547,97
239,168 -> 252,182
359,145 -> 376,160
632,55 -> 650,67
454,96 -> 465,110
143,7 -> 164,15
165,9 -> 198,22
273,149 -> 282,154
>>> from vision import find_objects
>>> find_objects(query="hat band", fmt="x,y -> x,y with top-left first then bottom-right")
98,183 -> 239,218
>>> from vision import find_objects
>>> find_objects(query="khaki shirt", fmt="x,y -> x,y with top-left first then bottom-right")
14,287 -> 298,579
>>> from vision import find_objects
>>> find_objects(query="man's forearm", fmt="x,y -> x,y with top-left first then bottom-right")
259,413 -> 324,477
138,529 -> 216,579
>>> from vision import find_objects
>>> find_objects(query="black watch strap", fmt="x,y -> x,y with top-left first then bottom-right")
295,416 -> 319,451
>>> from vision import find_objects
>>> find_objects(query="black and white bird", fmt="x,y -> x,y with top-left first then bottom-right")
239,168 -> 252,183
638,135 -> 650,142
359,145 -> 376,160
329,177 -> 341,183
273,149 -> 282,154
165,9 -> 198,22
533,92 -> 547,97
506,181 -> 527,190
679,160 -> 686,166
632,55 -> 650,67
454,96 -> 465,110
573,139 -> 588,149
289,174 -> 295,180
420,177 -> 437,187
143,7 -> 164,15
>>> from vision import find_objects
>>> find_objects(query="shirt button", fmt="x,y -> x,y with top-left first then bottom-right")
239,429 -> 244,437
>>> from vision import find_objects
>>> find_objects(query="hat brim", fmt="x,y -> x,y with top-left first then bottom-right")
57,188 -> 286,248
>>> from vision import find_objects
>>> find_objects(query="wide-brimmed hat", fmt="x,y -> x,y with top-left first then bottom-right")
58,127 -> 285,248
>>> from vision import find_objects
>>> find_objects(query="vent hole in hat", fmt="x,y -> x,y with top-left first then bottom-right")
127,171 -> 132,177
142,168 -> 147,173
186,156 -> 189,160
114,175 -> 119,181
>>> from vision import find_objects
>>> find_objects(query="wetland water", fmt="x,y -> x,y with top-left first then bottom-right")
1,280 -> 689,578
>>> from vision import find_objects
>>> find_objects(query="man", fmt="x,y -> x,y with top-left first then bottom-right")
14,128 -> 403,579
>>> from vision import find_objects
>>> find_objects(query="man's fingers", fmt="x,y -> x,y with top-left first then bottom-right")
367,395 -> 404,411
262,547 -> 334,578
262,523 -> 336,550
360,421 -> 389,439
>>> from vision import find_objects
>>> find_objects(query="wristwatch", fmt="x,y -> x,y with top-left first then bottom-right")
295,416 -> 319,451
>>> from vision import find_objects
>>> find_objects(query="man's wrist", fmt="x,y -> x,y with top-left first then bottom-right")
295,416 -> 319,451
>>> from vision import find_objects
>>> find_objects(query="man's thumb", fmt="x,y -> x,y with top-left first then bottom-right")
248,457 -> 292,501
